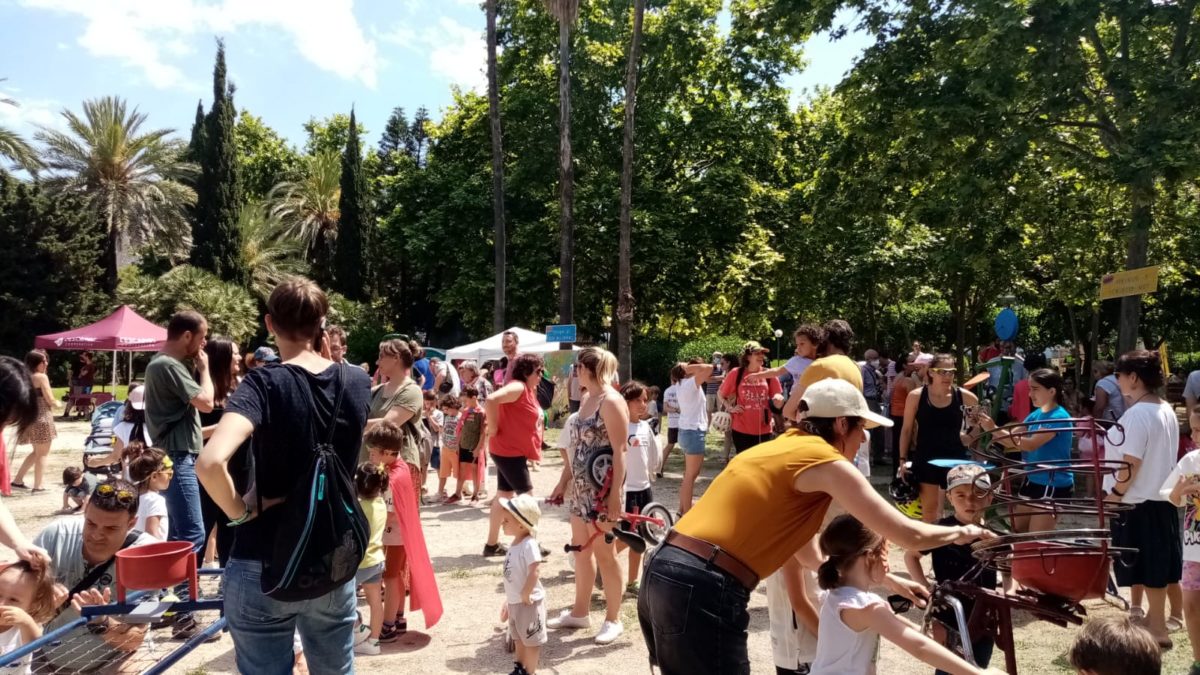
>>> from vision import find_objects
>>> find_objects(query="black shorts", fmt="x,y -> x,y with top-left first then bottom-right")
493,454 -> 533,494
667,427 -> 679,444
912,458 -> 953,488
731,430 -> 772,454
458,447 -> 476,464
1112,499 -> 1182,588
1017,481 -> 1074,500
621,488 -> 653,532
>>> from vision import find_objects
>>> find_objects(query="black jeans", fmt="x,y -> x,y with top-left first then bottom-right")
868,400 -> 885,459
891,415 -> 905,468
637,542 -> 752,675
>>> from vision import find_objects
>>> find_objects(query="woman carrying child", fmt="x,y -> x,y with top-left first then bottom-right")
973,368 -> 1074,533
638,378 -> 991,675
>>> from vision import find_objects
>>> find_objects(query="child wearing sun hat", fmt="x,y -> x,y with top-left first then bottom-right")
500,494 -> 547,675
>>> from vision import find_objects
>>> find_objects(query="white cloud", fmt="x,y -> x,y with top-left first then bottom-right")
17,0 -> 380,89
0,91 -> 65,139
380,16 -> 485,91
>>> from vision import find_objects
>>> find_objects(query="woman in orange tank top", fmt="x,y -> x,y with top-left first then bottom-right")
636,378 -> 992,675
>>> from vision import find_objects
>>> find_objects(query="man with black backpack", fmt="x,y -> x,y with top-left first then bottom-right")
198,277 -> 373,674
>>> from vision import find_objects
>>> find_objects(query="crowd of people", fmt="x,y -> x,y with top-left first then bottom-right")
0,277 -> 1195,675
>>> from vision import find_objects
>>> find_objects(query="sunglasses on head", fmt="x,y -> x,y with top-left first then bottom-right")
96,483 -> 136,505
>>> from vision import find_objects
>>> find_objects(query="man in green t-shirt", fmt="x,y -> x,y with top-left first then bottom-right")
144,310 -> 214,554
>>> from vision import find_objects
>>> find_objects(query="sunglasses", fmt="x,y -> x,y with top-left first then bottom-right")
95,483 -> 136,506
930,368 -> 958,376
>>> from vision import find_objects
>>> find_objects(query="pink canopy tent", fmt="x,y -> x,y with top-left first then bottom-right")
35,305 -> 166,389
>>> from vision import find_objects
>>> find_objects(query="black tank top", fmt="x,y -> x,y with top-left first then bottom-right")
914,386 -> 968,460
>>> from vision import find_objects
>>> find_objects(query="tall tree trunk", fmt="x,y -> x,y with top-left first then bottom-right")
556,17 -> 575,326
104,222 -> 119,295
487,0 -> 507,333
1117,174 -> 1154,353
616,0 -> 645,381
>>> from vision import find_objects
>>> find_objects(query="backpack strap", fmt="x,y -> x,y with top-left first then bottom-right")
61,530 -> 142,611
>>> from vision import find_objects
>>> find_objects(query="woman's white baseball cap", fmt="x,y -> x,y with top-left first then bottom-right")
801,378 -> 893,429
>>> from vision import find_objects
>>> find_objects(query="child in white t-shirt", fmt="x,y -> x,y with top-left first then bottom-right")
0,561 -> 58,675
658,378 -> 681,478
127,444 -> 171,540
499,494 -> 546,675
811,515 -> 991,675
1159,405 -> 1200,673
619,381 -> 659,594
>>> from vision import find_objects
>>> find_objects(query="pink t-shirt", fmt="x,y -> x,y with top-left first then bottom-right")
718,367 -> 781,436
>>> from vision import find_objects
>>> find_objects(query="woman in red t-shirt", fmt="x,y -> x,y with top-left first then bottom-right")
719,341 -> 784,454
481,353 -> 545,557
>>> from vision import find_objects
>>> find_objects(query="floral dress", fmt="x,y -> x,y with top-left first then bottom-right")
568,409 -> 611,519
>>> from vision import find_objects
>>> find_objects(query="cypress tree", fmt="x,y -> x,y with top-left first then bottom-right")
185,100 -> 206,252
333,108 -> 369,299
411,107 -> 430,167
192,40 -> 245,284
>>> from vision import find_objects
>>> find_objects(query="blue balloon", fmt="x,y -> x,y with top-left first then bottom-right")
994,308 -> 1019,341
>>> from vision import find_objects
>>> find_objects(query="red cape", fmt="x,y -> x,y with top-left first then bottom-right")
388,460 -> 443,628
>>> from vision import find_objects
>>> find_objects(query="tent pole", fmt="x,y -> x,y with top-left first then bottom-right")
112,350 -> 118,392
128,352 -> 133,385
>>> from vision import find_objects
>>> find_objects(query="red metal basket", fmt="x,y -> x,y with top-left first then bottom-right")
1009,541 -> 1110,602
115,541 -> 198,602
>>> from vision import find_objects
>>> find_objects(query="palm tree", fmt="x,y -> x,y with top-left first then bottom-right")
543,0 -> 580,327
268,150 -> 341,283
0,79 -> 40,174
616,0 -> 645,380
486,0 -> 507,333
36,96 -> 196,292
238,200 -> 307,301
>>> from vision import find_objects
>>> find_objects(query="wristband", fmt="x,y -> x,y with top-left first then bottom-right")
227,504 -> 252,526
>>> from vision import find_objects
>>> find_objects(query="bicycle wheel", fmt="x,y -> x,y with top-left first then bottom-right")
637,502 -> 674,545
586,447 -> 613,490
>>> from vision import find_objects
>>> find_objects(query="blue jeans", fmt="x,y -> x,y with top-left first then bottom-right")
163,452 -> 206,550
225,559 -> 356,675
637,542 -> 752,675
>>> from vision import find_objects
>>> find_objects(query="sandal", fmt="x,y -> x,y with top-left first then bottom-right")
30,488 -> 47,494
1168,616 -> 1184,632
10,482 -> 27,490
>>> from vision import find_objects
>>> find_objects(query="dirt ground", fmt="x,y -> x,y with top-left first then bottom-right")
1,420 -> 1191,674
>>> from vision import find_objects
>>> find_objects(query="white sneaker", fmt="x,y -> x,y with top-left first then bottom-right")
547,610 -> 590,630
594,620 -> 623,645
354,639 -> 380,656
352,621 -> 371,646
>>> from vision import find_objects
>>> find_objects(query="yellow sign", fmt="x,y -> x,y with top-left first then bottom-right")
1159,342 -> 1171,378
1099,265 -> 1160,300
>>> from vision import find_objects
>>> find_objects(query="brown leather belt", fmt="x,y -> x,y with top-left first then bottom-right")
663,530 -> 759,590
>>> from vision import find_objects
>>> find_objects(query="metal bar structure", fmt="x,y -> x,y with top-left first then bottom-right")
0,617 -> 88,666
141,617 -> 227,675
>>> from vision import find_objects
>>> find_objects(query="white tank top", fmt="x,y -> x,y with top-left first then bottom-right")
810,586 -> 884,675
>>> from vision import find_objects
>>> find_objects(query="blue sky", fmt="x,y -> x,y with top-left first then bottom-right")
0,0 -> 871,149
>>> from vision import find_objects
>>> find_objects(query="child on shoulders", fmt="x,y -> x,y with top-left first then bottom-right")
811,514 -> 994,675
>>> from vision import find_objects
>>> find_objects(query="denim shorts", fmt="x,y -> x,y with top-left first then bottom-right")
356,562 -> 383,586
679,429 -> 707,456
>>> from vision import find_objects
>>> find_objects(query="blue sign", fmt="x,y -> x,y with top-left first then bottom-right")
545,324 -> 577,343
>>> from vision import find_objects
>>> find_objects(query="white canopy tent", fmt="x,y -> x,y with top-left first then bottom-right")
445,327 -> 577,362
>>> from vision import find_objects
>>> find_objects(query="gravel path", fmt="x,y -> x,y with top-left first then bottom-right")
1,421 -> 1190,674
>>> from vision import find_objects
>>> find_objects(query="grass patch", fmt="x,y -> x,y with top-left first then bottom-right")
51,385 -> 130,401
448,567 -> 474,580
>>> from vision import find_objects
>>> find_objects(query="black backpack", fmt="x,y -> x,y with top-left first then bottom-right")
256,364 -> 368,602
